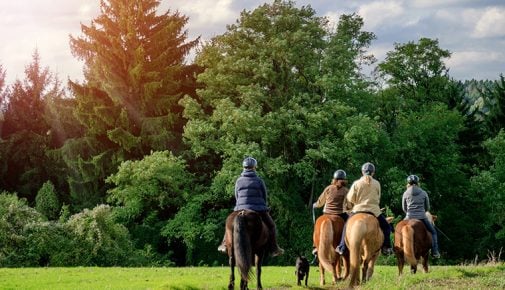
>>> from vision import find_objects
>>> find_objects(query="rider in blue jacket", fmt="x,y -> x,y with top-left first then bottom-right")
218,157 -> 284,257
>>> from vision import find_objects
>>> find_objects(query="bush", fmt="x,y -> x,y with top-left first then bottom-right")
64,204 -> 137,266
0,191 -> 44,266
35,181 -> 61,220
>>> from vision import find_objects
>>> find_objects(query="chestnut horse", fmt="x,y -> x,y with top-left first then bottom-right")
394,212 -> 437,275
345,213 -> 391,287
313,214 -> 349,285
224,210 -> 269,290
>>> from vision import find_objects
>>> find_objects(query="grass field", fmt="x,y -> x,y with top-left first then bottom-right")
0,263 -> 503,289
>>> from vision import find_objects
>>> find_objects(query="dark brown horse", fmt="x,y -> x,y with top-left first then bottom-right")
224,210 -> 269,290
394,212 -> 437,275
313,214 -> 349,285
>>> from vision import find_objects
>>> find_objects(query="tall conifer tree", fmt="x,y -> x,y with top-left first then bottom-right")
62,0 -> 199,210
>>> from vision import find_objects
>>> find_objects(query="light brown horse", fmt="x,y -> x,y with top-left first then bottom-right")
224,210 -> 269,290
394,212 -> 437,275
313,214 -> 349,285
345,213 -> 390,287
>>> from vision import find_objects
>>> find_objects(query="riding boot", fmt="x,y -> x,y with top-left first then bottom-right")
336,220 -> 348,255
421,218 -> 440,258
261,211 -> 284,256
378,214 -> 393,255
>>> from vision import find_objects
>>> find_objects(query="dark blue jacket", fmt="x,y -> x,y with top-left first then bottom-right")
234,169 -> 268,212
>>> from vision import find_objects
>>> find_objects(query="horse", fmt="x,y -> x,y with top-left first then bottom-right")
312,214 -> 349,285
345,213 -> 391,287
394,212 -> 437,275
224,210 -> 270,290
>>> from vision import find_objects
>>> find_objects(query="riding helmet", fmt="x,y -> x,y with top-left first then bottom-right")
361,162 -> 375,175
407,175 -> 419,185
242,157 -> 257,169
333,169 -> 347,180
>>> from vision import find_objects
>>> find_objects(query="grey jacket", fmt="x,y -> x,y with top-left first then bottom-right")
234,169 -> 268,212
402,185 -> 430,219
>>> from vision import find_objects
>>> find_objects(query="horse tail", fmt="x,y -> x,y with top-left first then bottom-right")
234,213 -> 252,281
348,220 -> 365,287
402,224 -> 417,266
318,218 -> 336,274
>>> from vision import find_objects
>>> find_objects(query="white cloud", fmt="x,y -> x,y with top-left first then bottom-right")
447,50 -> 503,67
472,7 -> 505,38
358,0 -> 404,30
172,0 -> 236,27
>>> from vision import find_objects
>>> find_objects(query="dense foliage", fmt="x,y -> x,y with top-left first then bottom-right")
0,0 -> 503,266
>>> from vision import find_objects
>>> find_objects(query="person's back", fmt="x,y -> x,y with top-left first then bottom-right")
402,175 -> 440,258
234,169 -> 268,212
218,157 -> 284,257
336,162 -> 393,255
346,175 -> 381,216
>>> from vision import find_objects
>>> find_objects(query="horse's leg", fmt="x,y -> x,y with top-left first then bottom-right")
255,252 -> 264,290
397,252 -> 405,275
319,261 -> 325,285
361,258 -> 368,283
411,263 -> 417,274
228,255 -> 235,290
422,254 -> 429,273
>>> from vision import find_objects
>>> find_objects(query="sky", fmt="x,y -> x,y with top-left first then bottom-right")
1,0 -> 504,85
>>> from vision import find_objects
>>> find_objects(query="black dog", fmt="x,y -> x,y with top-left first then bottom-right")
295,255 -> 310,286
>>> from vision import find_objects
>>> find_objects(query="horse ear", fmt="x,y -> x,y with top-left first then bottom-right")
386,216 -> 394,223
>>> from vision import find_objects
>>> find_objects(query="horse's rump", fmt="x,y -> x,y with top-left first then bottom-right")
228,210 -> 269,282
394,219 -> 432,274
313,214 -> 347,285
346,213 -> 383,287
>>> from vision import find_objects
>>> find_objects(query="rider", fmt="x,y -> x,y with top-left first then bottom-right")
402,175 -> 441,258
217,157 -> 284,257
335,162 -> 393,255
312,169 -> 350,255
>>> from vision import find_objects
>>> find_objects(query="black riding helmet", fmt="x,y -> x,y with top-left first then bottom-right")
361,162 -> 375,175
333,169 -> 347,180
242,157 -> 257,169
407,175 -> 419,185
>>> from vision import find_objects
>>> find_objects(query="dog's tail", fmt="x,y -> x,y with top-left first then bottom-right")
318,218 -> 336,274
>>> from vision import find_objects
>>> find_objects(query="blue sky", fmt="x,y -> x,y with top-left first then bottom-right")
1,0 -> 504,84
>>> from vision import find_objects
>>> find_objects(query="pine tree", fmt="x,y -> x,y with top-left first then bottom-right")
0,51 -> 64,199
60,0 -> 199,210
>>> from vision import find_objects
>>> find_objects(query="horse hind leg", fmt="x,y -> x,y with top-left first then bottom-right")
422,255 -> 429,273
319,263 -> 325,285
228,255 -> 235,289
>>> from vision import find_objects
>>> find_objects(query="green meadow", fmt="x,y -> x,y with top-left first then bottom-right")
0,264 -> 503,290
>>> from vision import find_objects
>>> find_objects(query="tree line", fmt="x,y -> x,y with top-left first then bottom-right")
0,0 -> 504,267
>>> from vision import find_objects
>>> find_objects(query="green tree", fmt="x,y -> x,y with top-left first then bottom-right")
470,130 -> 505,254
179,0 -> 386,264
59,0 -> 199,210
482,75 -> 505,138
0,51 -> 64,200
35,181 -> 61,220
377,38 -> 452,107
106,150 -> 192,264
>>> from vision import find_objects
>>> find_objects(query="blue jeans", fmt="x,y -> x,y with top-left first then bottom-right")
337,213 -> 391,252
419,218 -> 439,254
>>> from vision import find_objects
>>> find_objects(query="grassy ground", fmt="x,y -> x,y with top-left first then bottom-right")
0,263 -> 503,289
